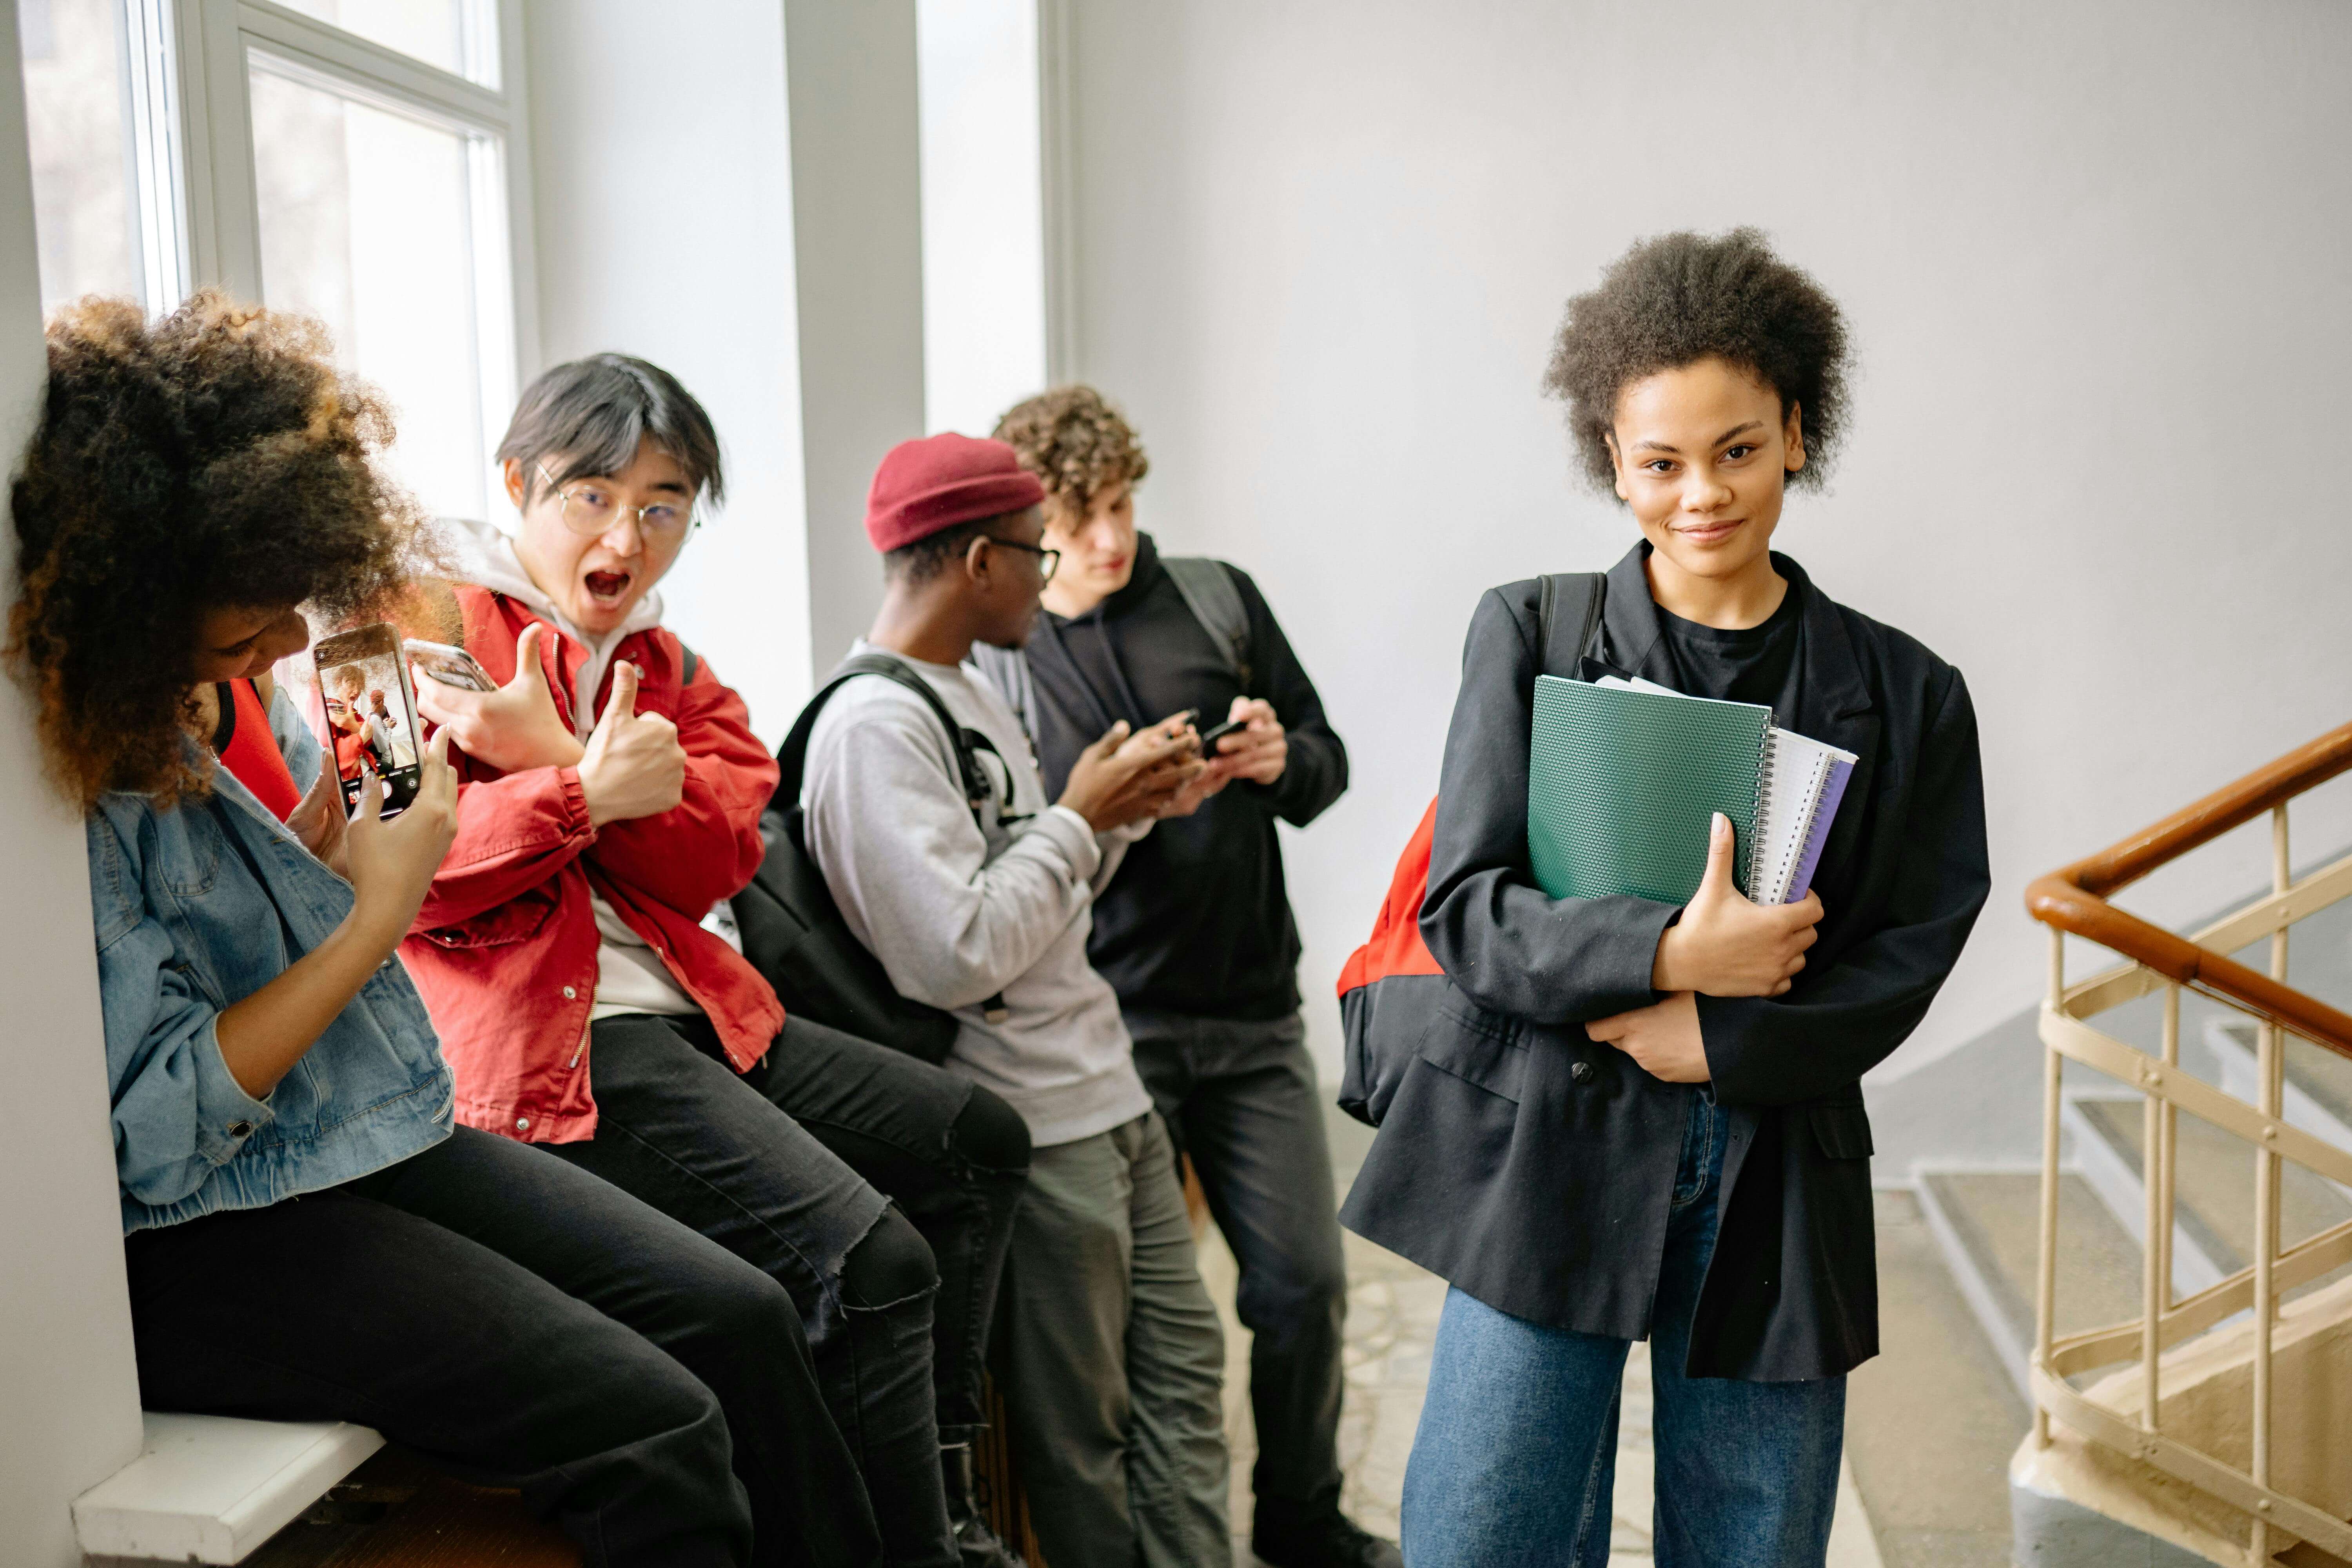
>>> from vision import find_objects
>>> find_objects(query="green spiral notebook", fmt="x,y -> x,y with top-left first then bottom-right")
1526,675 -> 1772,904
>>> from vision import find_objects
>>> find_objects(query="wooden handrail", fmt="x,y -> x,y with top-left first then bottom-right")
2025,719 -> 2352,1056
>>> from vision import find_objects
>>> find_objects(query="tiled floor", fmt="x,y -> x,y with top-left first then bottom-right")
1196,1109 -> 1883,1566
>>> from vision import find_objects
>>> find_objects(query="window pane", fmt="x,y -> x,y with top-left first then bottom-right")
269,0 -> 493,86
249,61 -> 492,519
16,0 -> 143,314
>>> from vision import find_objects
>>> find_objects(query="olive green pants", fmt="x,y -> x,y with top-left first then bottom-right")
998,1110 -> 1232,1568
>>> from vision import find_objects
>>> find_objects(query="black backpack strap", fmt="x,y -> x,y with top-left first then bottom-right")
679,642 -> 700,686
1162,555 -> 1253,692
773,652 -> 992,820
773,652 -> 1010,1022
1535,572 -> 1606,678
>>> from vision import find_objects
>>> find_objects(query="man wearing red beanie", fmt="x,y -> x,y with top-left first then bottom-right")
799,432 -> 1236,1567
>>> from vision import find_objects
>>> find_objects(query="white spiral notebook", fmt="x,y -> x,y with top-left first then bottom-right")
1594,675 -> 1857,904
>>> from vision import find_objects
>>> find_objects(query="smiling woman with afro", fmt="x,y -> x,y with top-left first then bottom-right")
1343,229 -> 1991,1568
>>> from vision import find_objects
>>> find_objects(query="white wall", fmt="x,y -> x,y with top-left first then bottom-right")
0,3 -> 145,1558
523,0 -> 813,743
1054,0 -> 2352,1084
784,0 -> 926,684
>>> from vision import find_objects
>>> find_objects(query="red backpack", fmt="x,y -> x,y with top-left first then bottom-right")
1335,572 -> 1604,1127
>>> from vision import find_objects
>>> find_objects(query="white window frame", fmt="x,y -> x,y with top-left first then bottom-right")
111,0 -> 538,472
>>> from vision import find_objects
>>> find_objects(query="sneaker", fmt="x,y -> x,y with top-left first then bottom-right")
951,1514 -> 1024,1568
941,1439 -> 1026,1568
1251,1500 -> 1403,1568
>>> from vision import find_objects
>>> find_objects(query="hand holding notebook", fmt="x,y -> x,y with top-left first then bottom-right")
1524,673 -> 1853,995
1649,811 -> 1820,997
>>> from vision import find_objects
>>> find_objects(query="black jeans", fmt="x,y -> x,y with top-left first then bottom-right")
737,1013 -> 1031,1439
1127,1008 -> 1350,1516
554,1014 -> 1024,1568
122,1125 -> 879,1568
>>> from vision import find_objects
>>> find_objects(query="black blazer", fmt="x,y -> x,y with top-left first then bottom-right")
1338,543 -> 1989,1381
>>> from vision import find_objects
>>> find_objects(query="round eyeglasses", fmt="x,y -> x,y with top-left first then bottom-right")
538,463 -> 699,540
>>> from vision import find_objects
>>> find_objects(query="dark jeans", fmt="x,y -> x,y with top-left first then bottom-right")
1125,1008 -> 1349,1514
122,1124 -> 880,1568
555,1013 -> 1023,1568
737,1012 -> 1031,1439
1401,1093 -> 1846,1567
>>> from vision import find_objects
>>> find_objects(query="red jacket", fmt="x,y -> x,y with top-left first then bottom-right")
401,586 -> 784,1143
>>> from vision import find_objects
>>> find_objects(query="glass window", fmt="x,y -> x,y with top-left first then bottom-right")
16,0 -> 143,314
268,0 -> 496,87
916,0 -> 1047,437
248,56 -> 508,519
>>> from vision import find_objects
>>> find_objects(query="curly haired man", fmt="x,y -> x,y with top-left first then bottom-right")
987,388 -> 1391,1568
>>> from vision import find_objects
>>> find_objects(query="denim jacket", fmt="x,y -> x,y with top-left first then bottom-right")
91,688 -> 452,1232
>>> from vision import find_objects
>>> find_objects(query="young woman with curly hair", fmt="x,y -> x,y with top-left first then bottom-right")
1338,231 -> 1991,1566
9,293 -> 878,1568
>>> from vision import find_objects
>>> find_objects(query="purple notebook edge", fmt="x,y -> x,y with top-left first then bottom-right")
1782,757 -> 1854,904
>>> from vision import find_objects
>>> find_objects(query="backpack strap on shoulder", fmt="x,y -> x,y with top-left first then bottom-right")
1161,555 -> 1253,692
774,652 -> 1012,1023
772,652 -> 993,822
1535,572 -> 1606,678
678,642 -> 700,686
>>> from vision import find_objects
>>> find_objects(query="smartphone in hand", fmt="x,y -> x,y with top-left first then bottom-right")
1195,715 -> 1247,751
403,638 -> 497,693
315,622 -> 426,814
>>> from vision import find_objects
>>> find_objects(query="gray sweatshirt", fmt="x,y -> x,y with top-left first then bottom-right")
801,642 -> 1151,1147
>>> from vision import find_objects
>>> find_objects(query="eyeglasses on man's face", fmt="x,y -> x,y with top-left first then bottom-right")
537,463 -> 698,541
984,536 -> 1060,583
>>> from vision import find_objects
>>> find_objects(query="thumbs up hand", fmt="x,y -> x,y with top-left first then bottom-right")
413,622 -> 584,773
1648,812 -> 1824,997
578,661 -> 686,827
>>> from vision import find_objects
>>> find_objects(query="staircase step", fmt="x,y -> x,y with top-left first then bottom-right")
2208,1017 -> 2352,1162
2064,1096 -> 2232,1290
1914,1170 -> 2145,1401
2067,1091 -> 2352,1307
1845,1189 -> 2026,1565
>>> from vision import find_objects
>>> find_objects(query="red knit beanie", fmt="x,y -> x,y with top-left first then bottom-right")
864,433 -> 1047,553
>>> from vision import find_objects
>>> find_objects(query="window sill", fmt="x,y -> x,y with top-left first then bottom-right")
74,1412 -> 383,1564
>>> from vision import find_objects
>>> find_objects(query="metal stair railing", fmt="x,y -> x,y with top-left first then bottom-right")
2027,719 -> 2352,1566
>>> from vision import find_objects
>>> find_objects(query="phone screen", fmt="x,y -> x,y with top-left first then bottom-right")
314,623 -> 425,814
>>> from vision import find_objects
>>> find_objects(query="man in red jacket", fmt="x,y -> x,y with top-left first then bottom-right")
405,355 -> 1029,1568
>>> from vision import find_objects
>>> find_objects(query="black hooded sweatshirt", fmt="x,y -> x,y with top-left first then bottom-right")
1021,533 -> 1348,1021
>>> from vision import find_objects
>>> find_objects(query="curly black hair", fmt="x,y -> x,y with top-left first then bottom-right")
7,292 -> 428,806
1544,229 -> 1849,495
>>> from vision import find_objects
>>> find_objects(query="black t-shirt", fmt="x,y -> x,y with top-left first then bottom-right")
1653,583 -> 1801,708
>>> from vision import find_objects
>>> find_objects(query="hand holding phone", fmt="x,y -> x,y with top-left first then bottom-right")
404,638 -> 496,693
314,622 -> 426,815
343,728 -> 461,941
412,622 -> 586,774
1194,715 -> 1247,750
1208,697 -> 1288,784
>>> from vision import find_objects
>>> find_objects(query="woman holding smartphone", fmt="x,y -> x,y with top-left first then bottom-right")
1340,231 -> 1990,1567
9,294 -> 877,1568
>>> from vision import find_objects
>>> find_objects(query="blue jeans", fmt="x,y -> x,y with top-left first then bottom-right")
1400,1092 -> 1845,1567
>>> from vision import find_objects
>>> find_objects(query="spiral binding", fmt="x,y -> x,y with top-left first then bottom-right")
1746,727 -> 1777,902
1750,732 -> 1831,906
